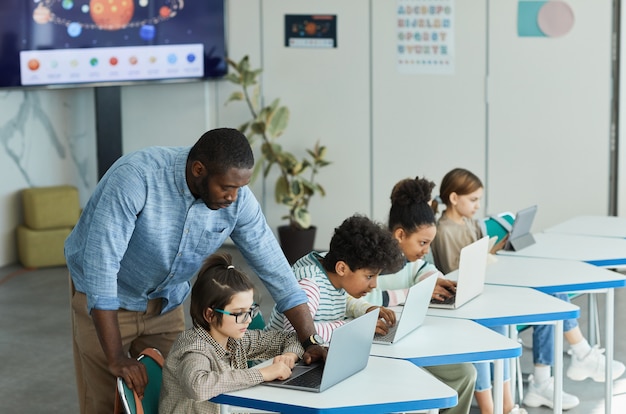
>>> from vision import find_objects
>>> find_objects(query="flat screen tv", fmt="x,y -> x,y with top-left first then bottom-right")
0,0 -> 227,89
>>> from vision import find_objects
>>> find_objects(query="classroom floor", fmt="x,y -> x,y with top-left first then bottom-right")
1,244 -> 625,413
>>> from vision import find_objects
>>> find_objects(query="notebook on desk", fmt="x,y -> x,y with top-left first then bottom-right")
429,236 -> 489,309
372,274 -> 437,345
263,309 -> 379,393
504,205 -> 538,251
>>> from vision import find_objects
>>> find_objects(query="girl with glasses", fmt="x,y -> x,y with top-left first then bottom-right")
159,252 -> 305,414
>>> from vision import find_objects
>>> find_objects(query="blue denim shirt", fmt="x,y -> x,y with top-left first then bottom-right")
64,146 -> 306,314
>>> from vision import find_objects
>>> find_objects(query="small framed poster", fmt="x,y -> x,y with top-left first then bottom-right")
285,14 -> 337,48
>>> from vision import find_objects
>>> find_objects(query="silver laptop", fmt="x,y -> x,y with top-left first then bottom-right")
373,274 -> 437,344
429,236 -> 489,309
263,308 -> 379,392
504,205 -> 538,251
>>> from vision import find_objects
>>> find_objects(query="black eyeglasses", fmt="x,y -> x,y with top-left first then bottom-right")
213,304 -> 260,324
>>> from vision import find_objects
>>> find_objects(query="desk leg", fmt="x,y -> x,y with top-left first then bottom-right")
605,288 -> 614,414
493,359 -> 504,414
554,320 -> 563,414
508,326 -> 521,402
589,293 -> 597,346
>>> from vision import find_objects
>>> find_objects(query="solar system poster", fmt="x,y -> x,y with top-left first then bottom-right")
284,14 -> 337,48
0,0 -> 227,88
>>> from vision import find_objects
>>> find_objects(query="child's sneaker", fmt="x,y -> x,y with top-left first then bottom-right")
507,404 -> 527,414
523,375 -> 580,410
566,345 -> 626,382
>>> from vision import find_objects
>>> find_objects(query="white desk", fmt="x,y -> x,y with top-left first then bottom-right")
486,255 -> 626,414
211,356 -> 458,413
545,215 -> 626,239
371,316 -> 521,414
371,316 -> 521,365
486,255 -> 626,293
427,284 -> 580,414
497,232 -> 626,269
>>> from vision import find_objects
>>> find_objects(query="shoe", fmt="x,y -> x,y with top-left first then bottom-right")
507,404 -> 528,414
567,345 -> 626,382
523,375 -> 580,410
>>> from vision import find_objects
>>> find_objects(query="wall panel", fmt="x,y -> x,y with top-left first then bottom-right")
487,0 -> 612,230
371,1 -> 488,222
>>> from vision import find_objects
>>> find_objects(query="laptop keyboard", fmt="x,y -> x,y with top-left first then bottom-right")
284,364 -> 324,387
373,323 -> 398,342
430,294 -> 456,305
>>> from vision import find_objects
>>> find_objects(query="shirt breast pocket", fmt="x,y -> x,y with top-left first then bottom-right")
194,227 -> 229,258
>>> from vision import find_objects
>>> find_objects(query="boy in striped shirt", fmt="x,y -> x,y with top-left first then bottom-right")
265,214 -> 405,342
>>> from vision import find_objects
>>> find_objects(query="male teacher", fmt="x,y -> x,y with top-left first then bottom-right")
65,128 -> 324,414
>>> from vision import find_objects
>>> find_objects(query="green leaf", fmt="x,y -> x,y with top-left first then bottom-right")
238,55 -> 250,73
250,122 -> 266,135
259,106 -> 272,123
242,71 -> 258,87
225,73 -> 241,85
279,152 -> 298,171
293,207 -> 311,229
251,86 -> 261,111
268,98 -> 280,113
267,106 -> 290,138
237,121 -> 250,134
261,142 -> 282,163
290,178 -> 303,196
225,91 -> 244,105
317,184 -> 326,197
275,176 -> 290,203
300,178 -> 317,193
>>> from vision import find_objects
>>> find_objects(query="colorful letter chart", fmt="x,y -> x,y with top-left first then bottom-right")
396,0 -> 455,75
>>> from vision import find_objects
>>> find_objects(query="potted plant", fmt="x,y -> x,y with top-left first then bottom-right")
224,55 -> 331,263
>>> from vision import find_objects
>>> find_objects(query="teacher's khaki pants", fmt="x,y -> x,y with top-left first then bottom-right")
70,277 -> 185,414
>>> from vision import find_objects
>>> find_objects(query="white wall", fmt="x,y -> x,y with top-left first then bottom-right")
121,82 -> 211,153
487,0 -> 612,230
258,0 -> 372,247
0,1 -> 618,266
371,0 -> 488,223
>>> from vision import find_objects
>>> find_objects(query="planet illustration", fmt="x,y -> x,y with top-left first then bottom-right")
33,4 -> 52,24
89,0 -> 134,30
28,59 -> 41,71
304,22 -> 317,36
32,0 -> 184,36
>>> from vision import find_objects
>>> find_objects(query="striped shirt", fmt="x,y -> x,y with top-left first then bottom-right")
159,326 -> 303,414
264,252 -> 371,342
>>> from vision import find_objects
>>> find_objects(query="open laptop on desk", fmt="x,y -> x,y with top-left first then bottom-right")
263,308 -> 379,393
429,236 -> 489,309
373,273 -> 437,345
504,205 -> 538,251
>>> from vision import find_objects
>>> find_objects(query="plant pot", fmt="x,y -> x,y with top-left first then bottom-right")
277,225 -> 317,265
